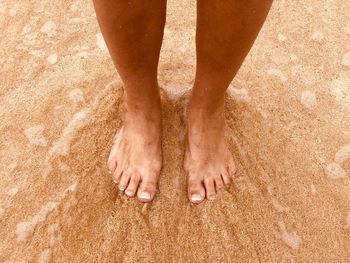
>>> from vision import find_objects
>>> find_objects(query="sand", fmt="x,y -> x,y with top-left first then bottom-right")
1,0 -> 350,262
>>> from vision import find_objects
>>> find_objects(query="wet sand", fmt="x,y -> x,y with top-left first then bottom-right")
1,0 -> 350,262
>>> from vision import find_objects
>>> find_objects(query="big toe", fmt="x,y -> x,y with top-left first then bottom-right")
188,175 -> 205,204
137,177 -> 157,203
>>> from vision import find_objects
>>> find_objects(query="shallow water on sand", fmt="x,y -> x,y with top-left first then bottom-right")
1,0 -> 350,262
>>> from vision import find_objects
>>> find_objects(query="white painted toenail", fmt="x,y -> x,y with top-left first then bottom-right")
119,186 -> 125,191
191,194 -> 202,202
140,192 -> 151,200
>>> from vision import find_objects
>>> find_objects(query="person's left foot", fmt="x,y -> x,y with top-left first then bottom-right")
184,102 -> 236,204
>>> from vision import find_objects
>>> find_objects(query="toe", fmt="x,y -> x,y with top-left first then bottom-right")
228,160 -> 236,177
188,175 -> 205,204
118,171 -> 131,192
204,177 -> 216,201
107,149 -> 118,174
137,175 -> 157,203
107,155 -> 117,174
112,165 -> 123,184
221,168 -> 232,185
214,176 -> 225,192
124,173 -> 140,197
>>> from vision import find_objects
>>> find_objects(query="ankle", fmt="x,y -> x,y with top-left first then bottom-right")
188,98 -> 224,121
188,87 -> 225,114
123,104 -> 162,139
124,92 -> 161,117
187,95 -> 225,139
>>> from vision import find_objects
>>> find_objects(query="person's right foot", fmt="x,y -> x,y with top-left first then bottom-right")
107,96 -> 162,203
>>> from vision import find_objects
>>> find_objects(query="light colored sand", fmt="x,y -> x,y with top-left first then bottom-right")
0,0 -> 350,262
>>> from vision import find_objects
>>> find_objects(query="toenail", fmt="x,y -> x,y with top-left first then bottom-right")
191,194 -> 202,202
125,190 -> 133,196
139,192 -> 151,200
208,195 -> 216,201
119,186 -> 125,191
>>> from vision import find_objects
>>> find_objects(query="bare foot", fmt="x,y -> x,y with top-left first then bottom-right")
184,103 -> 236,204
107,98 -> 162,203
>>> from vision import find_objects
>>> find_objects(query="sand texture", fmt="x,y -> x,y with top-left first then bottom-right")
1,0 -> 350,262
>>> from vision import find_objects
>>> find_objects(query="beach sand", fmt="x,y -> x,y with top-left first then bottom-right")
1,0 -> 350,262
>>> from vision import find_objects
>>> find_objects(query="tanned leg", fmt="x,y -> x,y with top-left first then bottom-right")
185,0 -> 273,203
93,0 -> 167,202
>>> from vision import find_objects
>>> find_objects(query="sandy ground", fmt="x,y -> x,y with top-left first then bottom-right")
1,0 -> 350,262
